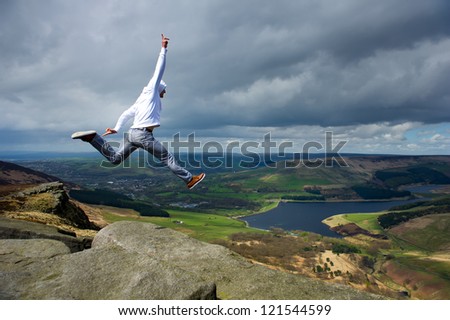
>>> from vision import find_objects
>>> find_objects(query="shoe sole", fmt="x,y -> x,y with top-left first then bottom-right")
71,130 -> 97,139
188,173 -> 205,190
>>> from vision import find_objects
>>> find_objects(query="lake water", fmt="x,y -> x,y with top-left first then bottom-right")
240,199 -> 421,238
241,184 -> 448,237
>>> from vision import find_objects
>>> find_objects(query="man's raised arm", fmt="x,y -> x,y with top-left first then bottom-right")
147,34 -> 169,92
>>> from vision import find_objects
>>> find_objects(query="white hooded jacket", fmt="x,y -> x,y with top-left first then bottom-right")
113,47 -> 167,132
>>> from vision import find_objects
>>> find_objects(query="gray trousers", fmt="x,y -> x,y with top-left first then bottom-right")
90,128 -> 192,183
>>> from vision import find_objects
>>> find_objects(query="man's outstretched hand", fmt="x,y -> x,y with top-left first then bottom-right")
161,33 -> 169,48
102,128 -> 117,137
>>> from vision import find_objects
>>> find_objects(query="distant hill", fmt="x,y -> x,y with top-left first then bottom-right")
0,160 -> 64,197
11,155 -> 450,214
214,155 -> 450,201
0,160 -> 60,186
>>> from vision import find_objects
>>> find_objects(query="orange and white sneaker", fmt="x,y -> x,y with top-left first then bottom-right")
187,173 -> 205,190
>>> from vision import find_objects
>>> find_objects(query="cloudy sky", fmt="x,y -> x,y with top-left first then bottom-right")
1,0 -> 450,155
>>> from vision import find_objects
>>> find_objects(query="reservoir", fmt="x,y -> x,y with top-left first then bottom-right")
240,199 -> 420,238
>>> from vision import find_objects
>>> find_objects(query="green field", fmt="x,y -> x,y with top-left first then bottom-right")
323,212 -> 385,233
102,208 -> 265,242
342,212 -> 385,233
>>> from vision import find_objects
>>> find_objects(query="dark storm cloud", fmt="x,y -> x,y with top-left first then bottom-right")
0,0 -> 449,153
313,1 -> 450,62
169,0 -> 450,129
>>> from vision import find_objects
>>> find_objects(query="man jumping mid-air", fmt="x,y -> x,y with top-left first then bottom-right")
72,34 -> 205,189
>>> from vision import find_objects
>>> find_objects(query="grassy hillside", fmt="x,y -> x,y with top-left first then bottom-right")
324,195 -> 450,299
97,206 -> 264,242
388,213 -> 450,252
4,157 -> 450,299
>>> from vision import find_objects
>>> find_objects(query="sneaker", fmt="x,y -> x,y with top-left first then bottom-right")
71,130 -> 97,142
187,173 -> 205,190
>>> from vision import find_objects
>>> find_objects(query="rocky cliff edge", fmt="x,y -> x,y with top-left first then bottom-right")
0,220 -> 382,300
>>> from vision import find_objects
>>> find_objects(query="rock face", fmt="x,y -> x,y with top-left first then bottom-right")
13,182 -> 97,230
93,222 -> 382,300
0,240 -> 216,299
0,217 -> 91,252
0,182 -> 99,251
0,221 -> 216,300
0,221 -> 382,300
